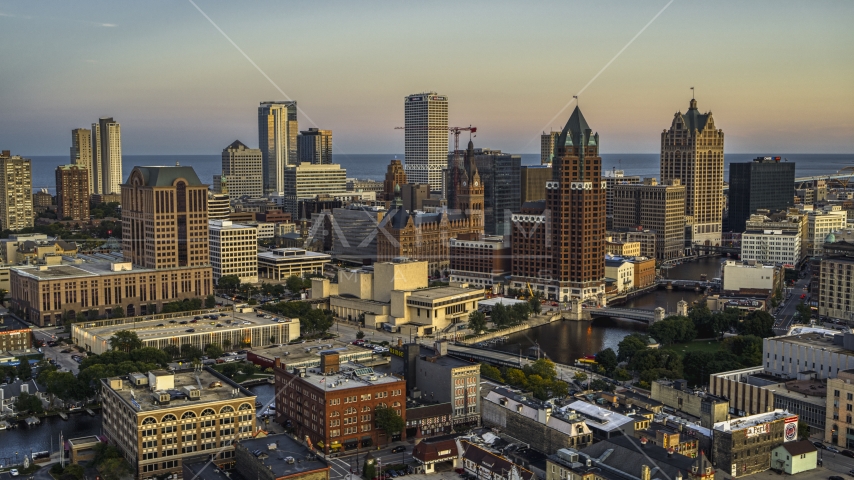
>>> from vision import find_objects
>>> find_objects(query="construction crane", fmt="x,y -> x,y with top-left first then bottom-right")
394,125 -> 476,208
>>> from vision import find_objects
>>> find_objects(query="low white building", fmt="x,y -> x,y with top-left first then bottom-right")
257,247 -> 330,281
245,221 -> 275,239
209,219 -> 258,284
740,229 -> 801,266
605,256 -> 634,292
722,260 -> 779,293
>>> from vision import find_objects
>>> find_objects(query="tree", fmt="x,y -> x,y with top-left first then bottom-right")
63,464 -> 85,480
111,306 -> 125,319
504,368 -> 528,387
528,295 -> 542,315
468,311 -> 488,334
798,422 -> 809,440
181,344 -> 203,361
286,275 -> 305,295
722,335 -> 763,366
221,363 -> 240,379
649,316 -> 697,345
356,331 -> 365,340
241,362 -> 258,376
16,358 -> 32,380
205,294 -> 216,308
738,311 -> 775,338
795,302 -> 812,322
613,368 -> 633,381
617,334 -> 649,362
525,358 -> 558,381
480,364 -> 503,382
595,348 -> 618,375
15,391 -> 43,414
204,344 -> 224,359
573,371 -> 588,383
222,338 -> 232,350
491,303 -> 510,328
218,275 -> 241,293
374,405 -> 405,446
109,330 -> 142,352
99,457 -> 131,480
590,378 -> 615,392
163,345 -> 180,359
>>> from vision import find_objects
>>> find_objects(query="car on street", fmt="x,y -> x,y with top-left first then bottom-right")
842,449 -> 854,458
9,469 -> 18,476
391,446 -> 406,453
180,321 -> 188,324
828,476 -> 844,480
216,324 -> 223,328
827,446 -> 840,453
186,329 -> 195,333
169,320 -> 177,323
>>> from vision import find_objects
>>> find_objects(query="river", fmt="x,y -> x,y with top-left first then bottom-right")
0,384 -> 276,465
491,257 -> 728,365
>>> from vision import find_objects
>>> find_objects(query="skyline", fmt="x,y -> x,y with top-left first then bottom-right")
0,1 -> 852,156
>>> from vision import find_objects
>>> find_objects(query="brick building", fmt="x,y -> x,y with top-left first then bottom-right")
449,235 -> 511,288
382,159 -> 407,202
712,410 -> 797,477
56,164 -> 90,221
631,257 -> 656,289
651,379 -> 729,427
273,353 -> 406,454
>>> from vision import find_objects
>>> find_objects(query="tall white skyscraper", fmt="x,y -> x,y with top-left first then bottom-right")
404,92 -> 448,191
71,128 -> 93,195
92,117 -> 122,194
258,101 -> 298,195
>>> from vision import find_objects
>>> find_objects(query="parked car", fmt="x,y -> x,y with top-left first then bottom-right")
9,469 -> 18,476
186,328 -> 195,333
841,449 -> 854,458
814,441 -> 825,449
391,446 -> 406,453
827,446 -> 841,453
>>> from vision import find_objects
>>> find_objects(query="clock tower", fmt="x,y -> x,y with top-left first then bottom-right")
458,140 -> 484,231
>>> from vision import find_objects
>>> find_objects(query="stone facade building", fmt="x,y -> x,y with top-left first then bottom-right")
651,379 -> 729,427
613,178 -> 686,260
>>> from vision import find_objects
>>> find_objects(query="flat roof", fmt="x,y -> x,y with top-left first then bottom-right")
79,311 -> 293,344
238,434 -> 328,477
11,253 -> 202,280
287,362 -> 405,391
249,342 -> 375,368
771,332 -> 851,355
257,248 -> 330,261
479,297 -> 528,307
407,286 -> 483,301
67,436 -> 101,446
566,400 -> 634,432
713,409 -> 791,433
102,367 -> 254,413
183,459 -> 229,480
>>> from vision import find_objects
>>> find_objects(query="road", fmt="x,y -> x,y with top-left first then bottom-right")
325,444 -> 414,480
30,326 -> 81,374
772,271 -> 812,334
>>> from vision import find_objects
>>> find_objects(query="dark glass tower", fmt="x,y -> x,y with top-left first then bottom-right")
728,156 -> 795,232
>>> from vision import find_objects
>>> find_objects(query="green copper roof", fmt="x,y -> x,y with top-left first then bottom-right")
557,106 -> 595,147
679,99 -> 711,132
133,166 -> 204,187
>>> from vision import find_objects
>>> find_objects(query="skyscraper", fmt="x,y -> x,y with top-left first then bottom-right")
71,128 -> 93,195
383,159 -> 407,201
258,101 -> 298,194
404,92 -> 448,191
449,146 -> 521,236
282,163 -> 347,217
122,165 -> 210,269
602,169 -> 641,230
661,98 -> 724,247
0,150 -> 34,231
540,131 -> 559,164
727,156 -> 796,233
56,164 -> 90,221
612,178 -> 686,261
511,107 -> 605,303
92,117 -> 122,194
216,140 -> 264,198
297,128 -> 332,165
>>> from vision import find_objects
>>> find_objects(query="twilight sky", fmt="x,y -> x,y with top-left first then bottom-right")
1,1 -> 852,156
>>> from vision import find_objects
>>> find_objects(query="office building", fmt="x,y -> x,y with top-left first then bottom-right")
297,128 -> 332,165
746,211 -> 808,263
209,220 -> 258,284
273,353 -> 407,454
71,128 -> 94,195
468,148 -> 521,236
631,257 -> 656,288
728,157 -> 796,233
122,166 -> 210,270
258,101 -> 298,194
540,131 -> 559,165
661,99 -> 725,247
818,240 -> 854,321
740,229 -> 801,266
520,165 -> 550,203
383,159 -> 407,201
257,247 -> 330,281
404,92 -> 448,191
216,140 -> 264,199
626,230 -> 658,259
712,410 -> 796,477
449,235 -> 511,288
806,206 -> 848,257
207,192 -> 230,220
347,178 -> 384,194
482,387 -> 592,454
33,189 -> 53,214
282,163 -> 347,217
328,205 -> 386,263
651,379 -> 729,427
605,257 -> 634,293
721,260 -> 780,295
511,107 -> 605,303
74,312 -> 298,354
93,117 -> 123,194
826,368 -> 854,448
603,169 -> 641,230
100,368 -> 257,479
605,239 -> 640,257
231,434 -> 329,480
0,151 -> 34,231
404,342 -> 481,429
55,164 -> 90,221
613,178 -> 686,260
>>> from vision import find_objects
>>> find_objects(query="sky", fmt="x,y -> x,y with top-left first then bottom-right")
0,1 -> 852,156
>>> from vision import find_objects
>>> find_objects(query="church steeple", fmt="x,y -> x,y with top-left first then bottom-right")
457,139 -> 483,232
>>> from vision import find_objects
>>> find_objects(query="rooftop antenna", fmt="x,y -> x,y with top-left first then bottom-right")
573,95 -> 578,107
690,87 -> 695,100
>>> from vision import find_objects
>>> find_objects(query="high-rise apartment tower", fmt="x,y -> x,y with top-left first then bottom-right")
541,131 -> 559,164
258,101 -> 298,194
0,151 -> 34,231
404,92 -> 448,191
297,128 -> 332,165
91,117 -> 122,194
660,99 -> 724,247
215,140 -> 264,198
70,128 -> 94,195
56,164 -> 91,221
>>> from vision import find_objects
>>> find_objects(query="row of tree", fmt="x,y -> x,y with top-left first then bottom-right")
468,300 -> 537,332
263,301 -> 334,336
481,359 -> 569,400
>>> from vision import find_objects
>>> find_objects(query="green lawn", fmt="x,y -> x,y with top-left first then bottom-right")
661,339 -> 725,355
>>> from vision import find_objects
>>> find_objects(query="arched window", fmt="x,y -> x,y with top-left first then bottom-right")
142,417 -> 157,425
201,408 -> 216,417
220,405 -> 234,414
238,403 -> 253,411
392,401 -> 401,407
182,411 -> 197,419
161,414 -> 177,423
